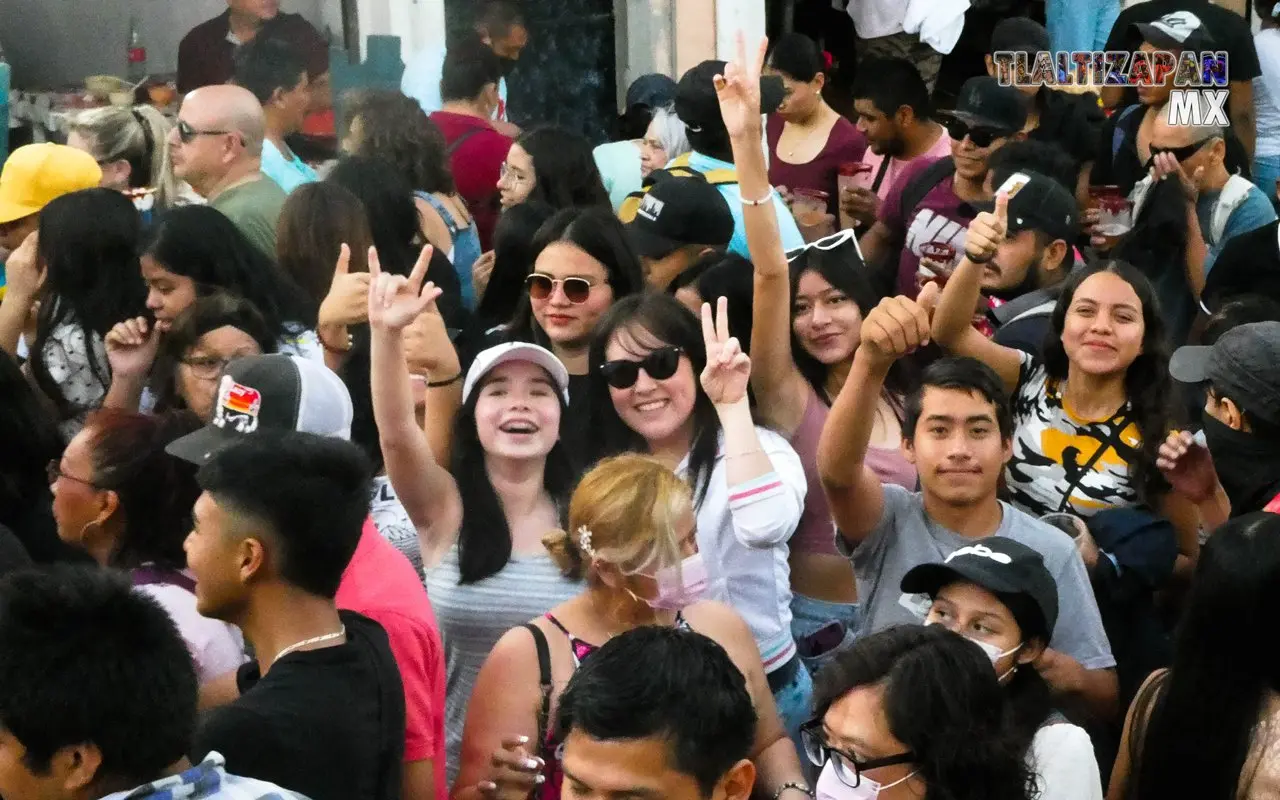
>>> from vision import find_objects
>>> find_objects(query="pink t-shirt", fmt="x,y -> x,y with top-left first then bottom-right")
878,155 -> 975,299
336,520 -> 447,800
853,129 -> 953,201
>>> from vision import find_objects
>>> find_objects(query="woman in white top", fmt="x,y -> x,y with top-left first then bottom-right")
904,536 -> 1103,800
0,189 -> 147,439
1253,1 -> 1280,198
49,408 -> 244,682
585,291 -> 809,740
368,249 -> 582,785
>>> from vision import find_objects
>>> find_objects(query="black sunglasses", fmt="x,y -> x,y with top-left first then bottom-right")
599,346 -> 683,389
1147,136 -> 1218,165
525,273 -> 600,304
943,119 -> 1008,149
176,119 -> 234,145
799,720 -> 915,789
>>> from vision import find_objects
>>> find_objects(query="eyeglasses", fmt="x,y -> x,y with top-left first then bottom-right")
175,119 -> 234,144
1148,136 -> 1218,164
525,273 -> 604,304
943,119 -> 1009,149
799,720 -> 915,789
599,346 -> 684,389
499,162 -> 531,185
47,461 -> 100,489
181,355 -> 234,380
785,228 -> 864,263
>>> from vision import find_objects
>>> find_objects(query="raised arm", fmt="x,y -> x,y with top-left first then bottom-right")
317,243 -> 372,372
929,193 -> 1023,393
818,286 -> 938,544
368,245 -> 462,562
102,317 -> 160,411
715,42 -> 810,433
0,233 -> 40,359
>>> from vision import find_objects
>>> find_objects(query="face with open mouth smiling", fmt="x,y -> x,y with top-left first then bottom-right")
473,360 -> 563,459
604,327 -> 698,449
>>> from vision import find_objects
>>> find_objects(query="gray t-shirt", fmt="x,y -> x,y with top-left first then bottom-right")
839,484 -> 1115,671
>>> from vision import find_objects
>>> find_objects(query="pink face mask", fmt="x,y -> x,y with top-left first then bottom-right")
645,552 -> 710,610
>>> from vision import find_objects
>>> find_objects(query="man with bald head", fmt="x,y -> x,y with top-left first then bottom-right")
171,84 -> 287,254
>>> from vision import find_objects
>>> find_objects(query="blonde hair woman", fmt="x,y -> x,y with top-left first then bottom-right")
453,453 -> 806,800
67,105 -> 178,212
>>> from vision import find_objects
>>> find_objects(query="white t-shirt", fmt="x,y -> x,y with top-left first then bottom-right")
1254,29 -> 1280,158
401,45 -> 508,121
845,0 -> 908,39
135,582 -> 245,682
1029,722 -> 1104,800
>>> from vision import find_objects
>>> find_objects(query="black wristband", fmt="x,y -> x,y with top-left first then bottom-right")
426,372 -> 462,388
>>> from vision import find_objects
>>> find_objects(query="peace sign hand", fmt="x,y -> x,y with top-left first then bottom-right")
699,296 -> 751,407
367,245 -> 444,332
714,32 -> 769,142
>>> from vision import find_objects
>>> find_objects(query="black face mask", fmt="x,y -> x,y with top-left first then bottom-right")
1201,413 -> 1280,515
499,57 -> 519,77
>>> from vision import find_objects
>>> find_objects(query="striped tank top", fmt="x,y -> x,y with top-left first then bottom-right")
426,545 -> 583,788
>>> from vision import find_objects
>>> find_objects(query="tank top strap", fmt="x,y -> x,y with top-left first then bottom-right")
415,190 -> 464,238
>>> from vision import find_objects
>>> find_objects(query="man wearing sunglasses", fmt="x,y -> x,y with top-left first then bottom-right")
626,175 -> 734,290
860,76 -> 1027,300
169,84 -> 288,256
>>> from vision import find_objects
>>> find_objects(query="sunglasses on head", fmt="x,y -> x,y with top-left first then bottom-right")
1147,136 -> 1218,165
525,273 -> 601,304
943,119 -> 1008,149
785,228 -> 863,263
599,346 -> 683,389
175,119 -> 235,145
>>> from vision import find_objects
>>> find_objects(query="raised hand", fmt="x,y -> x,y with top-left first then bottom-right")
472,250 -> 496,302
368,245 -> 443,333
1156,430 -> 1219,503
859,281 -> 939,366
475,735 -> 545,800
318,243 -> 373,328
713,31 -> 768,141
104,316 -> 160,379
1150,151 -> 1203,201
700,295 -> 751,406
840,185 -> 880,227
965,191 -> 1008,263
4,231 -> 43,303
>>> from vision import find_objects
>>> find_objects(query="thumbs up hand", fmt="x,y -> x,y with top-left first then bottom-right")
964,191 -> 1008,264
318,243 -> 373,329
859,283 -> 938,367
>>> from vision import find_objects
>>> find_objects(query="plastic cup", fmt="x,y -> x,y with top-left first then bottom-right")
1039,512 -> 1088,539
792,188 -> 830,223
837,162 -> 873,195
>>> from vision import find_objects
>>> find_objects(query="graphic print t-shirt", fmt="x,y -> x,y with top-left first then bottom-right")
877,156 -> 975,298
1005,354 -> 1142,517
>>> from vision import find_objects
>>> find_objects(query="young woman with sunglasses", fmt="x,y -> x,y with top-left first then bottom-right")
506,206 -> 647,466
805,624 -> 1035,800
368,251 -> 582,786
720,37 -> 919,674
586,290 -> 810,742
455,453 -> 806,800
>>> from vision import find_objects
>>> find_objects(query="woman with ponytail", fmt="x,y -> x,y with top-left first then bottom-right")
454,453 -> 805,800
69,104 -> 181,216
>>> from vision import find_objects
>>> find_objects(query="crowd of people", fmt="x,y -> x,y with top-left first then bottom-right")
4,0 -> 1280,799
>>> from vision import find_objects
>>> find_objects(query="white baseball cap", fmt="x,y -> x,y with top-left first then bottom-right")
462,342 -> 571,405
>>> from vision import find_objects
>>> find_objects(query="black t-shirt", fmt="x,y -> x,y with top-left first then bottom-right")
1104,0 -> 1260,107
1203,219 -> 1280,308
562,373 -> 593,470
191,611 -> 406,800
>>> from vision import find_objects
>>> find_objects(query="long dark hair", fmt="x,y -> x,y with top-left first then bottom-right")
788,239 -> 915,418
150,292 -> 278,414
450,365 -> 576,584
342,89 -> 457,195
0,351 -> 63,526
31,189 -> 146,421
83,408 -> 203,571
1042,259 -> 1176,503
515,126 -> 612,210
474,202 -> 557,334
1131,512 -> 1280,800
142,205 -> 316,337
507,207 -> 646,348
276,181 -> 374,307
814,625 -> 1036,800
1111,177 -> 1196,341
587,293 -> 722,505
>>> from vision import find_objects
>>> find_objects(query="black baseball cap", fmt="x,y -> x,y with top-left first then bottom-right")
939,77 -> 1029,134
626,175 -> 734,259
626,73 -> 678,111
990,17 -> 1050,54
1134,10 -> 1216,52
675,60 -> 785,132
977,170 -> 1079,242
1170,321 -> 1280,426
166,354 -> 354,466
901,537 -> 1059,640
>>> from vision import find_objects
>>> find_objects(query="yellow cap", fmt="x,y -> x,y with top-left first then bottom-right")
0,144 -> 103,225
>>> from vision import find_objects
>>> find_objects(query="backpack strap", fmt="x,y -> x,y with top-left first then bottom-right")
1111,104 -> 1143,165
1209,174 -> 1256,246
524,623 -> 554,750
446,126 -> 484,157
990,287 -> 1058,326
898,157 -> 956,226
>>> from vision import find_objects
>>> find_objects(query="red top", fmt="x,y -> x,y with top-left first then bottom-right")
177,12 -> 330,94
766,114 -> 867,216
430,111 -> 513,251
336,520 -> 447,800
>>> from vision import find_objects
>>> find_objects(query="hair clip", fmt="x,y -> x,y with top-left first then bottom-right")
577,525 -> 595,557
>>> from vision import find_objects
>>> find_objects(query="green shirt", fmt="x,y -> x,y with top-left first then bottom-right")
209,177 -> 287,256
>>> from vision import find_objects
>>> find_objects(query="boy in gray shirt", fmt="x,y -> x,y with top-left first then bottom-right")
817,284 -> 1118,721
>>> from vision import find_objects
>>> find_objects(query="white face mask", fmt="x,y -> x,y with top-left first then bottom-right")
816,761 -> 917,800
924,621 -> 1022,680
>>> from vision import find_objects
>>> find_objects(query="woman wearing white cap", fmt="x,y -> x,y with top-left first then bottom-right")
367,249 -> 582,786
